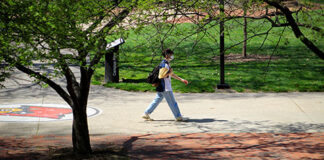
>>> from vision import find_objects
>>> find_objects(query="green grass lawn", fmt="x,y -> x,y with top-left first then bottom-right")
92,10 -> 324,93
303,0 -> 324,4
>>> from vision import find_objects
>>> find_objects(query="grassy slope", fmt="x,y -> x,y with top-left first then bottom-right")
93,10 -> 324,93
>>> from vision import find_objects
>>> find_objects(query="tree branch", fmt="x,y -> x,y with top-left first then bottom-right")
97,8 -> 131,36
85,14 -> 105,34
224,27 -> 273,53
264,0 -> 324,60
2,53 -> 73,106
89,6 -> 134,69
56,50 -> 81,107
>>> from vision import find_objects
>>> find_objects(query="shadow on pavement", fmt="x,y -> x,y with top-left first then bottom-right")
1,133 -> 323,160
187,118 -> 226,123
121,133 -> 324,160
148,118 -> 324,133
151,118 -> 221,123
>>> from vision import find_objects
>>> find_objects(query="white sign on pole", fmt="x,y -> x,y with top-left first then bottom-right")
106,38 -> 125,50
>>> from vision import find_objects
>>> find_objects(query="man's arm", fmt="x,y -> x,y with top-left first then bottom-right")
159,67 -> 189,85
171,72 -> 188,85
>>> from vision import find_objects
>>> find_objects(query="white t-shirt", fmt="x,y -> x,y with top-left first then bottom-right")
164,63 -> 172,91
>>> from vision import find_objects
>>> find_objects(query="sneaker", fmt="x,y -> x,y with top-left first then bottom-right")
175,116 -> 189,122
142,113 -> 153,121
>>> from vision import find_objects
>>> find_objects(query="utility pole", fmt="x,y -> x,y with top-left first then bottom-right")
217,0 -> 230,89
242,0 -> 248,58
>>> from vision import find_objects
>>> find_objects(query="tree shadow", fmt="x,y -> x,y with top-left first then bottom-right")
1,129 -> 323,160
187,118 -> 227,123
152,118 -> 221,123
123,133 -> 324,160
120,78 -> 147,83
148,117 -> 324,133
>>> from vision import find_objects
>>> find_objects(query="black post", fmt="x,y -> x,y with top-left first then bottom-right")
105,46 -> 119,83
217,0 -> 230,89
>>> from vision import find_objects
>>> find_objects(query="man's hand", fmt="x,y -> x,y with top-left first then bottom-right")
181,79 -> 189,85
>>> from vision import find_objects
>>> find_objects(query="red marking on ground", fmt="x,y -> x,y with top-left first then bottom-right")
0,106 -> 72,119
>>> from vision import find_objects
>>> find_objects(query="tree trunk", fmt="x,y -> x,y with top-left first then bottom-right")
72,104 -> 92,156
71,66 -> 93,156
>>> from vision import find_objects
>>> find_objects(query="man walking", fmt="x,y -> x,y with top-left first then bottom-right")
142,49 -> 189,121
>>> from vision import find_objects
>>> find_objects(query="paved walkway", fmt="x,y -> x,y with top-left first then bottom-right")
0,67 -> 324,159
1,133 -> 323,159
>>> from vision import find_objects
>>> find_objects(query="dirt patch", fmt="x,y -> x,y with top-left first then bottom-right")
213,53 -> 280,63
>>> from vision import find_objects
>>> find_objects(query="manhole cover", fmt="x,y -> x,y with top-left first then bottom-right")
0,104 -> 100,122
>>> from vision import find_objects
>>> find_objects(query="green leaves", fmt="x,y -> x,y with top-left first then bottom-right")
7,0 -> 16,6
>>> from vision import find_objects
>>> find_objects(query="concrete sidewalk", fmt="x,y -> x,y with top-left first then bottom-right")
1,68 -> 324,159
0,68 -> 324,136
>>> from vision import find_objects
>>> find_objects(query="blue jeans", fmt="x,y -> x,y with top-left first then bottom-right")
145,91 -> 182,118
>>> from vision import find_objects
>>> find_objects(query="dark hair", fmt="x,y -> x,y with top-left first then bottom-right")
162,49 -> 174,57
